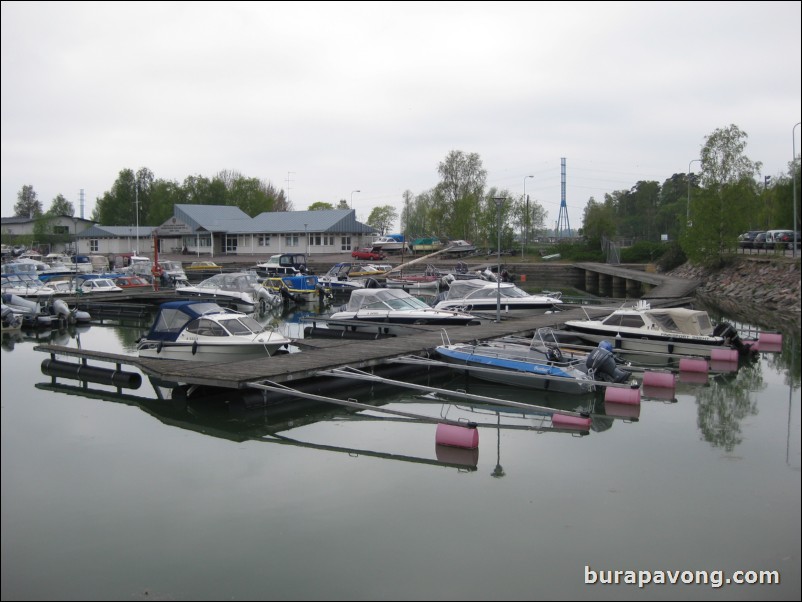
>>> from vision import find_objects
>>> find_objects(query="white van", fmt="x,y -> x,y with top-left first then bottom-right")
764,230 -> 793,249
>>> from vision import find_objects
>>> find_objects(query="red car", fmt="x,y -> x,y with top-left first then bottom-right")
114,275 -> 153,289
351,247 -> 386,260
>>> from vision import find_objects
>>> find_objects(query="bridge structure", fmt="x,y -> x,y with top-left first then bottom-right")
572,263 -> 702,300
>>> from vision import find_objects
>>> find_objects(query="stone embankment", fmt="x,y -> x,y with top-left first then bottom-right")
667,257 -> 800,327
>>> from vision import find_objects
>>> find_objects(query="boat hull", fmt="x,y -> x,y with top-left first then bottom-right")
561,325 -> 732,358
137,340 -> 287,362
435,344 -> 595,395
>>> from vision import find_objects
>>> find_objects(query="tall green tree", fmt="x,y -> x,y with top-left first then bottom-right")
14,185 -> 42,218
435,150 -> 487,241
367,205 -> 398,235
92,168 -> 137,225
682,124 -> 761,262
580,196 -> 617,247
46,194 -> 75,217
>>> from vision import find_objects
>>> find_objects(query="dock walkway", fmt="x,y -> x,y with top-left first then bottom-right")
36,306 -> 611,390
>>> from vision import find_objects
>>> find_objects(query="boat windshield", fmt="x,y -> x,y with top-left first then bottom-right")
499,285 -> 530,298
383,296 -> 430,310
223,315 -> 264,335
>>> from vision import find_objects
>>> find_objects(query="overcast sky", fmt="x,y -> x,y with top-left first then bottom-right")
2,1 -> 800,232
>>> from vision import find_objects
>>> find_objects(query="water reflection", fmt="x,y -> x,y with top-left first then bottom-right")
6,300 -> 800,463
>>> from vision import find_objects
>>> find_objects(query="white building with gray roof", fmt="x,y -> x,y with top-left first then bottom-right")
73,204 -> 378,259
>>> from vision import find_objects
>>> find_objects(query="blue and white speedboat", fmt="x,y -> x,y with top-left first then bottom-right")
137,300 -> 292,362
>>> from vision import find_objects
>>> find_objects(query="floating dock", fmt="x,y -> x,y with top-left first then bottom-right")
35,306 -> 611,390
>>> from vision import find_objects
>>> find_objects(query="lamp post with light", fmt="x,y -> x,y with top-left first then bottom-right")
494,197 -> 506,322
351,190 -> 360,210
523,175 -> 533,258
134,179 -> 140,255
793,122 -> 800,259
687,159 -> 702,225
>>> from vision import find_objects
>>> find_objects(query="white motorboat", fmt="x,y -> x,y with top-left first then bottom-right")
175,272 -> 279,313
370,235 -> 408,253
561,300 -> 752,357
433,279 -> 564,314
327,288 -> 478,334
137,300 -> 292,362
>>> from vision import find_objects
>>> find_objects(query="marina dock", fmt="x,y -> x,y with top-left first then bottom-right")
35,306 -> 611,390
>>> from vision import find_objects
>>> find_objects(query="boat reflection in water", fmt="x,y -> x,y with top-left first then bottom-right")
33,357 -> 613,474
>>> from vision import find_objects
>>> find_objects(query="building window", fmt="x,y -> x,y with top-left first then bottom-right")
285,233 -> 299,247
340,236 -> 352,251
312,234 -> 333,246
258,234 -> 271,247
89,239 -> 99,252
53,225 -> 69,235
225,235 -> 238,253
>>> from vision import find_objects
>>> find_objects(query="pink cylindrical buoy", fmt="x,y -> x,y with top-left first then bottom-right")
643,371 -> 676,389
642,385 -> 677,402
604,402 -> 642,419
711,359 -> 739,373
435,423 -> 479,449
710,348 -> 738,362
435,444 -> 479,467
759,332 -> 783,346
604,386 -> 641,405
679,371 -> 709,384
679,358 -> 708,373
553,413 -> 592,430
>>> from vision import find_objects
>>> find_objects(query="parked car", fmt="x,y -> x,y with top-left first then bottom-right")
738,230 -> 765,249
351,247 -> 386,261
752,232 -> 768,249
764,230 -> 794,249
114,275 -> 152,289
774,230 -> 800,249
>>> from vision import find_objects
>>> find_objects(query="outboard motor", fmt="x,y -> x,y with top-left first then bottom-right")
713,321 -> 746,351
586,342 -> 631,384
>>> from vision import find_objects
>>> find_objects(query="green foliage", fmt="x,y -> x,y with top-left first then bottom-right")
91,167 -> 286,225
620,241 -> 665,263
46,194 -> 74,217
14,184 -> 43,218
367,205 -> 398,235
308,201 -> 335,211
654,241 -> 687,272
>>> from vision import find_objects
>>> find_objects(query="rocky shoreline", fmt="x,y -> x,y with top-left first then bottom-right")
667,257 -> 801,329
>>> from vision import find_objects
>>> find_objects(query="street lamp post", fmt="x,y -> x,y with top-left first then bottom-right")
351,190 -> 360,210
134,180 -> 140,255
304,223 -> 308,256
687,159 -> 702,225
794,122 -> 800,259
523,175 -> 533,258
494,197 -> 506,323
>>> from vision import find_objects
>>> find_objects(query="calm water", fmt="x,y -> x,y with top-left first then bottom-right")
1,301 -> 800,601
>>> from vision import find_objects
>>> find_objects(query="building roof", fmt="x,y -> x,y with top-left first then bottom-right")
79,225 -> 157,238
251,209 -> 376,234
59,205 -> 377,238
174,204 -> 253,233
175,204 -> 376,235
